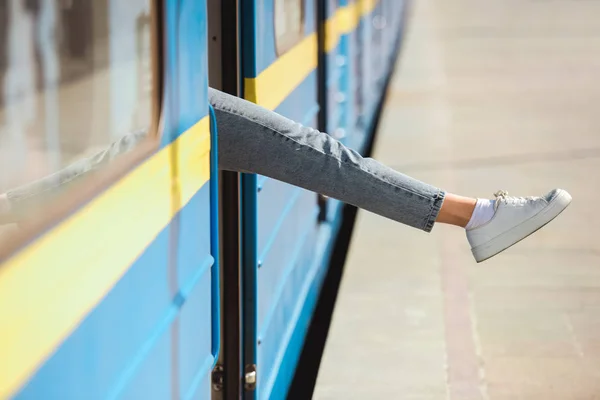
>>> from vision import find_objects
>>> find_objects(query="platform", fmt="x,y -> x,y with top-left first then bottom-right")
313,0 -> 600,399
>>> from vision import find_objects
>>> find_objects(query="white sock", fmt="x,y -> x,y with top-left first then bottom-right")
465,199 -> 495,230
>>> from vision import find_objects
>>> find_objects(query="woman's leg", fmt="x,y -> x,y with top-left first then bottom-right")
209,88 -> 572,262
210,88 -> 447,232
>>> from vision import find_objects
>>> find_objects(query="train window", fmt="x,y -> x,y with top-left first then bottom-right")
274,0 -> 305,56
0,0 -> 159,243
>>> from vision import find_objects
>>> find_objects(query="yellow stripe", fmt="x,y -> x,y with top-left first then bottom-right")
244,34 -> 318,110
337,3 -> 360,35
360,0 -> 379,16
0,118 -> 211,399
337,0 -> 380,35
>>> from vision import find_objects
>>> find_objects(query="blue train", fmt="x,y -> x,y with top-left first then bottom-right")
0,0 -> 406,399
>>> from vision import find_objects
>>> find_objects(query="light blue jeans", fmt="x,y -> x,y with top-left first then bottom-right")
6,88 -> 445,231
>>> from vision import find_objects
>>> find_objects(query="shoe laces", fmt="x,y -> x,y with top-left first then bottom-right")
493,190 -> 536,207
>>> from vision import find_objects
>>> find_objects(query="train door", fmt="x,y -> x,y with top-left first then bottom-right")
241,0 -> 331,398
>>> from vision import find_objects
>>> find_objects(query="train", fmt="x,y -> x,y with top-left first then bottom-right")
0,0 -> 407,399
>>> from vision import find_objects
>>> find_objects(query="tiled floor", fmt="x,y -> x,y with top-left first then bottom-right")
313,1 -> 600,399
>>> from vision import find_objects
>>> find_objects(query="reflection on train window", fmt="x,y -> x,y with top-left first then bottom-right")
0,0 -> 156,238
274,0 -> 305,56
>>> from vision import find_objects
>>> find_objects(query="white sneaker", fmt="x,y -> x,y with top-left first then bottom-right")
467,189 -> 572,263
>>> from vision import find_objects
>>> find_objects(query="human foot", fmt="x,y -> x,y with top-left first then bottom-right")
466,189 -> 571,262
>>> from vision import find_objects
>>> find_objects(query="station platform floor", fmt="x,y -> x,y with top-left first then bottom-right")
313,0 -> 600,399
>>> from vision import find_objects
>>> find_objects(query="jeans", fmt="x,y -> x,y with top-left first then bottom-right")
6,88 -> 446,232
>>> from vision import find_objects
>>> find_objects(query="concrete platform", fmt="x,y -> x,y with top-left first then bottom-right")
313,1 -> 600,399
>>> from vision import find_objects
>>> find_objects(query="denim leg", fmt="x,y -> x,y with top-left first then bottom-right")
209,88 -> 445,232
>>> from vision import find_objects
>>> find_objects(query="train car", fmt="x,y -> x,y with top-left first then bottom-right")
0,1 -> 219,399
0,0 -> 407,399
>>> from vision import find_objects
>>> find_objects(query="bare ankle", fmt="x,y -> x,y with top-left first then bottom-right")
436,193 -> 477,227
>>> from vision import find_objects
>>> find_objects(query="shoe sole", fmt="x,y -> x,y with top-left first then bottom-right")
471,189 -> 572,263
